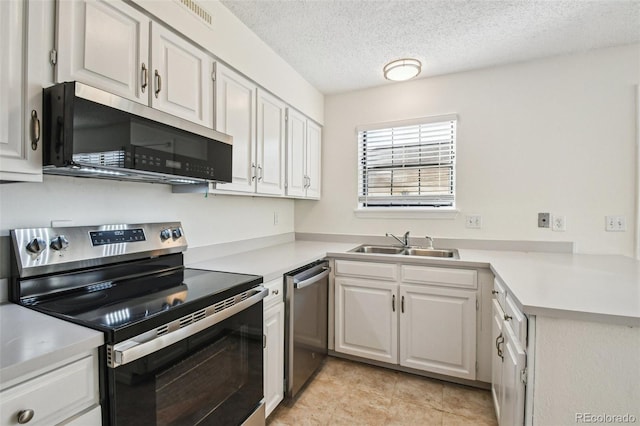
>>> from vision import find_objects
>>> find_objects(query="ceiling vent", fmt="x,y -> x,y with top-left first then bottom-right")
175,0 -> 212,26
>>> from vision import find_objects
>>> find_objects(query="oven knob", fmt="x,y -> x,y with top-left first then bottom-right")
160,228 -> 172,241
49,235 -> 69,251
25,238 -> 46,255
172,228 -> 183,239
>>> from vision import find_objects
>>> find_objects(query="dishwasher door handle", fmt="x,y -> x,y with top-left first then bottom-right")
294,268 -> 330,290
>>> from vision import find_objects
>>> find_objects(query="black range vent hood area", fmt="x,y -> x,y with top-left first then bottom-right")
42,82 -> 232,185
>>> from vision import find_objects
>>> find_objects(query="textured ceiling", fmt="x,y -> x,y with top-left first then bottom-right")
219,0 -> 640,94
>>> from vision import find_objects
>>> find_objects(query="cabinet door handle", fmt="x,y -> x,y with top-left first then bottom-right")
141,63 -> 148,93
154,70 -> 162,98
392,295 -> 395,312
504,314 -> 512,321
491,290 -> 499,295
272,289 -> 279,295
263,334 -> 266,349
30,110 -> 40,150
251,163 -> 256,181
17,409 -> 35,424
496,333 -> 504,360
401,295 -> 405,313
258,165 -> 263,181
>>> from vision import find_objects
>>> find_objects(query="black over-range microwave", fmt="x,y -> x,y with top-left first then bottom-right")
42,82 -> 232,185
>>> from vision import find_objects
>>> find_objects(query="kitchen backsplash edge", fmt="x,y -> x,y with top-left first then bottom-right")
295,232 -> 575,253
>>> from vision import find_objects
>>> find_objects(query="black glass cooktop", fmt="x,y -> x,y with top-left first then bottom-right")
24,267 -> 262,341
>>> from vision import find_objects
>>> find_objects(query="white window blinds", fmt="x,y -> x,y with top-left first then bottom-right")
358,115 -> 456,208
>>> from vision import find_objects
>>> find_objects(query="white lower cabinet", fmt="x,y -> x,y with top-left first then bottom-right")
334,260 -> 478,380
335,277 -> 398,364
491,299 -> 505,420
263,278 -> 284,418
0,352 -> 100,426
492,278 -> 527,426
399,284 -> 476,379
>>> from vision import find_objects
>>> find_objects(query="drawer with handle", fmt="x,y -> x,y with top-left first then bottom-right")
263,277 -> 283,309
0,355 -> 97,425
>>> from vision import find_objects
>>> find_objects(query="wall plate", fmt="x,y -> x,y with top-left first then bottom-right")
538,212 -> 550,228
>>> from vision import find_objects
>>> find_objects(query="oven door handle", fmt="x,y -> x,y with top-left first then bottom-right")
294,267 -> 330,290
107,286 -> 268,368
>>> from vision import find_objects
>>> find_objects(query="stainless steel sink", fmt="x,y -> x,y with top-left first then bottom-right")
404,248 -> 459,258
349,245 -> 459,259
350,245 -> 405,254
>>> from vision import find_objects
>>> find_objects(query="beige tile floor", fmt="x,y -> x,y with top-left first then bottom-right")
268,356 -> 498,426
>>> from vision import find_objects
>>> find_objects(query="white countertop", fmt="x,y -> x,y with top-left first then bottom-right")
0,304 -> 104,384
189,241 -> 358,283
190,240 -> 640,326
470,250 -> 640,326
2,239 -> 636,388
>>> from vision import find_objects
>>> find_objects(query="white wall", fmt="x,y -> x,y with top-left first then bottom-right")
533,316 -> 640,424
133,0 -> 324,124
0,175 -> 294,250
296,45 -> 640,256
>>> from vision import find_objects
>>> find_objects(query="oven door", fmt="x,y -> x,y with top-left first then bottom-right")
107,289 -> 266,426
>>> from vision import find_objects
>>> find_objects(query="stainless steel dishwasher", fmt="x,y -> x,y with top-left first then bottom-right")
284,260 -> 330,401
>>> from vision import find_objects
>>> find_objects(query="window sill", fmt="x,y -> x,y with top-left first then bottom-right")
353,207 -> 460,219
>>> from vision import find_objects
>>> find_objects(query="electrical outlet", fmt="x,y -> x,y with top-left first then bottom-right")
551,215 -> 566,232
538,213 -> 550,228
465,215 -> 482,229
605,216 -> 626,232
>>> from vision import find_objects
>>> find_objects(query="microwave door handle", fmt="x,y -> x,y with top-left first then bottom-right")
108,286 -> 268,368
294,268 -> 330,290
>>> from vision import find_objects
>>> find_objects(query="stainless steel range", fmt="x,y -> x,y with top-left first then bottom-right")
10,222 -> 266,426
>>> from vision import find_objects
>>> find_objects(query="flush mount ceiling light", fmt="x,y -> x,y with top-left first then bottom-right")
383,58 -> 422,81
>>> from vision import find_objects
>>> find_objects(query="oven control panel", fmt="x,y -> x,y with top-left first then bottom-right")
90,229 -> 146,246
11,222 -> 187,278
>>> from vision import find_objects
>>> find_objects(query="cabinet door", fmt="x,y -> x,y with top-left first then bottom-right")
150,22 -> 212,127
335,277 -> 398,364
264,302 -> 284,418
500,323 -> 526,426
57,0 -> 150,104
214,63 -> 257,193
285,108 -> 307,197
399,284 -> 476,380
0,0 -> 44,182
256,89 -> 286,196
305,120 -> 322,199
491,299 -> 505,421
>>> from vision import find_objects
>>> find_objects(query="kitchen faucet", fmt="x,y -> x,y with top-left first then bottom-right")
425,236 -> 434,249
386,231 -> 410,247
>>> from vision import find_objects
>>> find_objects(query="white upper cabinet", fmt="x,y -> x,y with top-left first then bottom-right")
214,62 -> 257,193
0,0 -> 45,182
57,0 -> 150,104
150,23 -> 212,127
256,89 -> 286,196
214,65 -> 286,196
56,0 -> 212,127
286,108 -> 307,197
286,108 -> 321,199
305,120 -> 322,199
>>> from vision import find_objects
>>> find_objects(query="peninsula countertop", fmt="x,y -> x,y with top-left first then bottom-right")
189,240 -> 640,326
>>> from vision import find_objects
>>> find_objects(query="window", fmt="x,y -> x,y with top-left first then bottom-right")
358,115 -> 456,208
